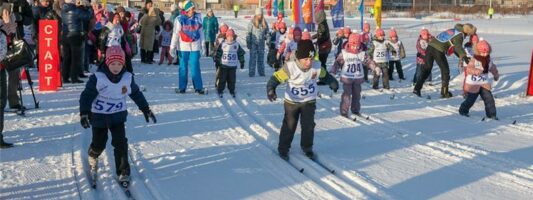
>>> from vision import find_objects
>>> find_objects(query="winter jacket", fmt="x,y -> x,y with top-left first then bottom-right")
464,56 -> 499,93
214,40 -> 245,68
33,5 -> 60,35
429,24 -> 467,58
139,9 -> 162,50
9,0 -> 34,39
416,36 -> 431,64
368,37 -> 395,63
388,40 -> 406,61
202,15 -> 218,42
0,26 -> 7,63
311,11 -> 332,54
61,3 -> 92,37
246,17 -> 268,50
79,65 -> 149,128
98,22 -> 129,57
170,12 -> 203,52
330,48 -> 378,84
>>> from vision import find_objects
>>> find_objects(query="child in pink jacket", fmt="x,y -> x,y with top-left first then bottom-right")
330,33 -> 380,118
459,39 -> 499,119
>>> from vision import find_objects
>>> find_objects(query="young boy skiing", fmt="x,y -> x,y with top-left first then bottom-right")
214,28 -> 245,98
368,27 -> 395,90
159,21 -> 173,65
459,39 -> 499,119
330,33 -> 380,118
266,40 -> 338,160
79,46 -> 157,186
413,27 -> 433,86
387,28 -> 406,81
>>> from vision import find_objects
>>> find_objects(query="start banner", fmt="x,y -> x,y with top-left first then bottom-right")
38,20 -> 61,91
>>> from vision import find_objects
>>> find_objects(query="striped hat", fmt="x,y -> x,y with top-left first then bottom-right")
106,46 -> 125,66
182,0 -> 195,12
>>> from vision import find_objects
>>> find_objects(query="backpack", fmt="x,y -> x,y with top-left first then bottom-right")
435,28 -> 462,55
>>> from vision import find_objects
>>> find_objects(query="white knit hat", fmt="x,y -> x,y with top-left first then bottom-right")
255,8 -> 263,15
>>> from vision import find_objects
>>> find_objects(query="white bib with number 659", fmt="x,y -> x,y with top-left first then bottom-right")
285,61 -> 321,103
372,41 -> 389,63
465,60 -> 491,85
341,50 -> 365,79
91,72 -> 132,114
220,42 -> 240,67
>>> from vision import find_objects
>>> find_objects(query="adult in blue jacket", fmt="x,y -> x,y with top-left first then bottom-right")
61,0 -> 92,83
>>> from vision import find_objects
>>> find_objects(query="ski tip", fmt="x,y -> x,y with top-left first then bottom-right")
331,170 -> 336,174
366,116 -> 370,120
512,120 -> 517,125
299,168 -> 304,173
481,117 -> 486,121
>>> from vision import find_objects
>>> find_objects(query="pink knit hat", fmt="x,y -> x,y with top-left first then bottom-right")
106,46 -> 125,66
477,39 -> 491,54
375,28 -> 385,37
389,28 -> 397,38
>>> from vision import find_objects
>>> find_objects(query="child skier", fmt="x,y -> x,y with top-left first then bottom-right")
267,22 -> 279,69
462,34 -> 479,97
159,21 -> 173,65
79,46 -> 157,186
387,28 -> 406,81
280,26 -> 302,62
214,28 -> 245,98
459,39 -> 499,119
272,21 -> 287,70
266,40 -> 338,160
368,27 -> 395,90
330,33 -> 380,118
413,27 -> 433,86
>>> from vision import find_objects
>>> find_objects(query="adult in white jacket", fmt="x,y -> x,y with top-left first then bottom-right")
170,1 -> 205,94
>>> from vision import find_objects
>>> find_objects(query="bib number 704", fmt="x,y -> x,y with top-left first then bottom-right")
291,84 -> 316,96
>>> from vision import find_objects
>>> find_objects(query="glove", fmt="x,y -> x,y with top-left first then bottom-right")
80,114 -> 90,129
170,48 -> 177,58
416,52 -> 422,58
462,56 -> 470,65
142,109 -> 157,123
267,90 -> 277,102
391,50 -> 397,57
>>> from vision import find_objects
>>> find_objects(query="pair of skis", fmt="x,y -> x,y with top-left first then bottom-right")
88,166 -> 134,199
280,153 -> 335,174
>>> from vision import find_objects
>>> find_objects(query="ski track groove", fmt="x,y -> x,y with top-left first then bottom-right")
216,96 -> 366,199
210,98 -> 330,200
69,128 -> 84,200
316,94 -> 533,191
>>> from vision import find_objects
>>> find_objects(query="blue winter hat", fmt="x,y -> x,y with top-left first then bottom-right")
183,0 -> 195,12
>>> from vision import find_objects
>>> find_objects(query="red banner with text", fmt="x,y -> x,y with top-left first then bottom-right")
38,20 -> 61,91
527,49 -> 533,96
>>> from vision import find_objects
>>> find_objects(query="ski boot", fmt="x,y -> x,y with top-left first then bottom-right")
0,137 -> 14,149
88,156 -> 98,188
118,174 -> 130,188
304,151 -> 315,160
279,151 -> 289,161
440,86 -> 453,98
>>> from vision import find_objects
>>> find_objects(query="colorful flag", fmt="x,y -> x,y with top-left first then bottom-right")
292,0 -> 300,24
359,0 -> 365,30
279,0 -> 285,17
302,0 -> 313,24
331,0 -> 344,28
374,0 -> 382,28
273,0 -> 278,16
266,0 -> 272,16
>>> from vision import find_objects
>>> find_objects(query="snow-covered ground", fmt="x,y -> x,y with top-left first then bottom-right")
1,15 -> 532,200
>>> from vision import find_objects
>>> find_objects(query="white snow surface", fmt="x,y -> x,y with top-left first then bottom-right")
1,15 -> 533,200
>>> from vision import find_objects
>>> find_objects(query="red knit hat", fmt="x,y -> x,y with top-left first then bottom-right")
363,22 -> 370,33
343,26 -> 351,35
375,27 -> 385,37
348,32 -> 362,46
302,29 -> 311,40
389,28 -> 397,38
420,27 -> 429,38
220,24 -> 229,34
477,39 -> 491,54
226,28 -> 235,38
106,46 -> 125,66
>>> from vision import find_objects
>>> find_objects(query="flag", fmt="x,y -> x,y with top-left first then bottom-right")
273,0 -> 278,16
331,0 -> 344,28
266,0 -> 272,16
291,0 -> 300,24
302,0 -> 313,24
279,0 -> 285,17
374,0 -> 382,28
315,0 -> 324,14
359,0 -> 365,30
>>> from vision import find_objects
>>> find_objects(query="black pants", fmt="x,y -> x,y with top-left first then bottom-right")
278,101 -> 316,154
62,34 -> 83,81
0,69 -> 7,140
388,60 -> 404,80
415,45 -> 450,91
363,64 -> 369,81
459,88 -> 497,117
204,42 -> 214,57
88,123 -> 130,176
216,67 -> 236,94
234,11 -> 238,18
318,52 -> 329,82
